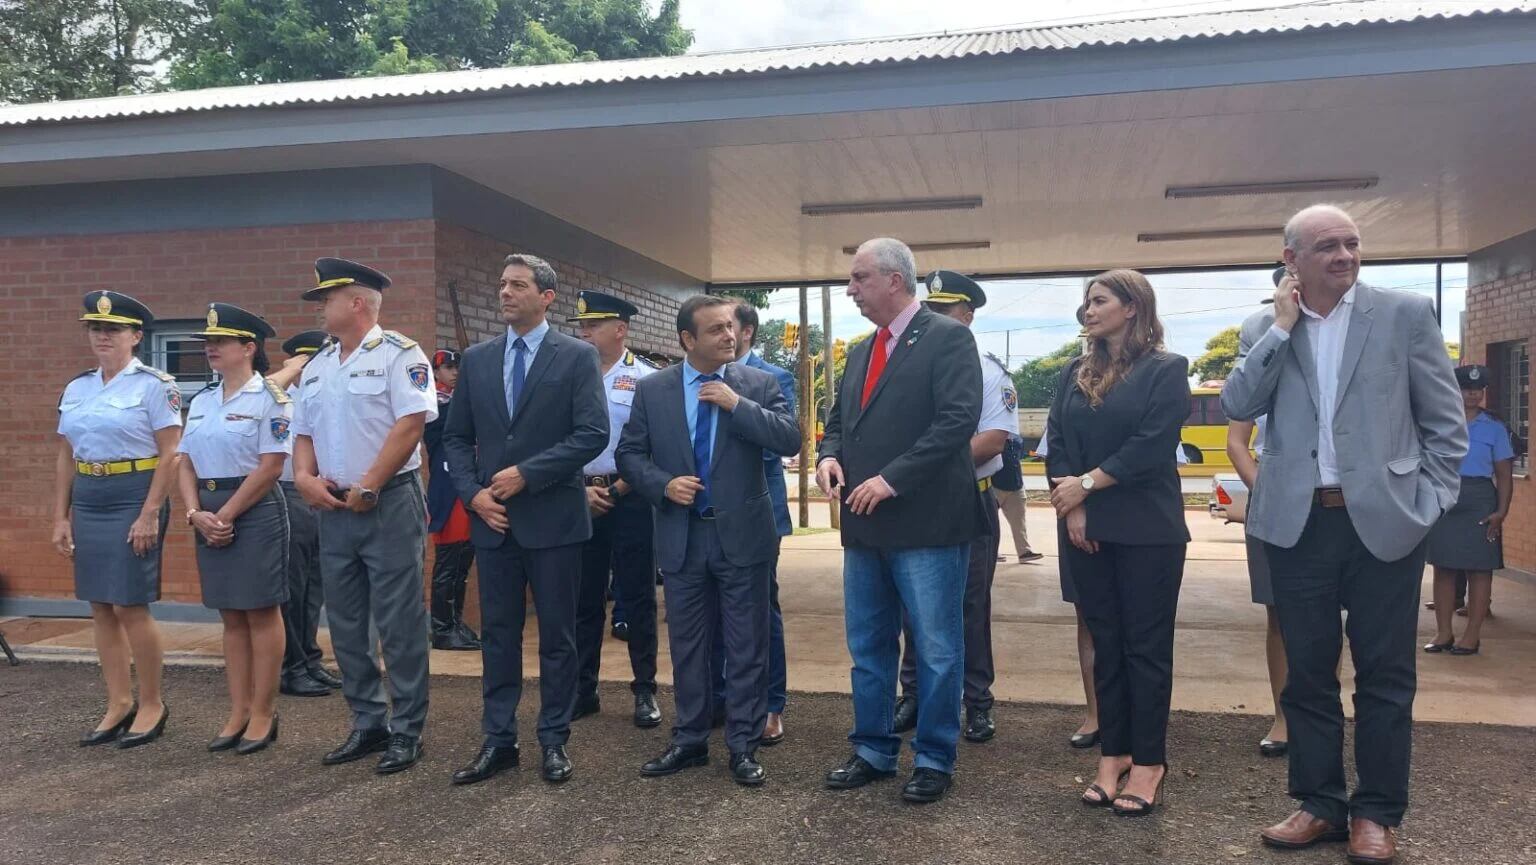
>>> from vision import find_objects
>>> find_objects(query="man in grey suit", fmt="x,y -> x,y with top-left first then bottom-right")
617,294 -> 800,786
1222,206 -> 1466,864
442,253 -> 609,786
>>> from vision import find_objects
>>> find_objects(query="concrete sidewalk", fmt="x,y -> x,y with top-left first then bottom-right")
5,506 -> 1534,726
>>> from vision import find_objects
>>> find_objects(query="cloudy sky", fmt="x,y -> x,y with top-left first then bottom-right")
677,1 -> 1469,367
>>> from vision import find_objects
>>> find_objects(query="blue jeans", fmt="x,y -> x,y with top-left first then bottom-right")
844,544 -> 968,774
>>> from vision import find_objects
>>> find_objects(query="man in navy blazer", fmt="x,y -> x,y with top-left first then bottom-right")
442,253 -> 609,787
617,294 -> 800,786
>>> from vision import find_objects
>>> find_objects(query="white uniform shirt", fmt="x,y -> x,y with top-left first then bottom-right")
290,324 -> 437,488
583,350 -> 655,476
57,357 -> 183,461
279,385 -> 300,483
177,373 -> 293,479
975,348 -> 1020,480
1270,284 -> 1356,486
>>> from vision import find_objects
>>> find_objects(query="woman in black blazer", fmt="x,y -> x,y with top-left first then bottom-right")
1046,269 -> 1191,816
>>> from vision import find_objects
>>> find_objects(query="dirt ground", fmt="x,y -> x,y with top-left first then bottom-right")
2,663 -> 1532,865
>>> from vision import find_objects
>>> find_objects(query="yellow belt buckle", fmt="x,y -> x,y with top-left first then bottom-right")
91,462 -> 107,477
205,479 -> 217,492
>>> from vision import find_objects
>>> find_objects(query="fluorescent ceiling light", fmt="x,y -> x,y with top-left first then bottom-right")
804,196 -> 982,216
1137,227 -> 1281,243
1165,177 -> 1378,199
840,240 -> 991,255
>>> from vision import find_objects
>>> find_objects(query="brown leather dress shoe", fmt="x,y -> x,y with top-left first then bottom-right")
1260,810 -> 1349,849
1347,818 -> 1397,864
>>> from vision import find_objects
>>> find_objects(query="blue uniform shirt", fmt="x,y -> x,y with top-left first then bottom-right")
1459,411 -> 1515,478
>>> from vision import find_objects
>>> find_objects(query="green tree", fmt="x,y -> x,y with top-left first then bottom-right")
1190,326 -> 1241,383
0,0 -> 179,102
755,319 -> 824,375
1010,339 -> 1082,408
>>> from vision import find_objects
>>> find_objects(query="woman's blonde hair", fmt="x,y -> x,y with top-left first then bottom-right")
1074,269 -> 1165,407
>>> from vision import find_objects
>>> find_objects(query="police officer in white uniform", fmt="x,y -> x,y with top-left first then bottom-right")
569,290 -> 663,729
895,271 -> 1020,744
55,290 -> 183,749
291,258 -> 438,774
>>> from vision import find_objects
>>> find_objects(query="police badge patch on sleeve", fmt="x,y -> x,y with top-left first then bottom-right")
167,386 -> 182,413
271,417 -> 291,443
407,363 -> 430,391
1002,385 -> 1018,412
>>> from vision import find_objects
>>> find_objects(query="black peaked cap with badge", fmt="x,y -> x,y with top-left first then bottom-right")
194,303 -> 276,340
80,290 -> 155,327
282,330 -> 331,356
923,270 -> 986,308
568,290 -> 638,323
302,257 -> 392,301
1455,364 -> 1490,390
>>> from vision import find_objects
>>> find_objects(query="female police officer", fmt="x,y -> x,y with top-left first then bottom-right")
175,304 -> 293,754
53,290 -> 182,748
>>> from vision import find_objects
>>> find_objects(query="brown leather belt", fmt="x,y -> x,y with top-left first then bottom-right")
1314,487 -> 1347,509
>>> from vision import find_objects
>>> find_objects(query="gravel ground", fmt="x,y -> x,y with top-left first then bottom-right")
2,663 -> 1531,865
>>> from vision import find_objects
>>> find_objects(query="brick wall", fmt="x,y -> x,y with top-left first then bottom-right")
1463,244 -> 1536,574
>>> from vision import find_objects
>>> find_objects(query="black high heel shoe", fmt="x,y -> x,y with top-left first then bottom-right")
1081,767 -> 1130,807
236,714 -> 279,755
208,721 -> 249,752
118,704 -> 169,749
1069,729 -> 1101,749
1112,763 -> 1169,817
80,703 -> 138,747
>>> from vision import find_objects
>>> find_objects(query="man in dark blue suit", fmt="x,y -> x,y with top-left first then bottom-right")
442,253 -> 609,787
617,295 -> 801,786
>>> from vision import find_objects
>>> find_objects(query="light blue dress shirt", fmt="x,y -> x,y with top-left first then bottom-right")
1460,411 -> 1515,478
683,358 -> 728,471
503,319 -> 550,413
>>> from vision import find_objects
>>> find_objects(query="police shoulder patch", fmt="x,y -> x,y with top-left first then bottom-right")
407,363 -> 430,391
262,377 -> 292,405
382,330 -> 418,350
1002,385 -> 1019,412
270,416 -> 291,443
167,387 -> 182,413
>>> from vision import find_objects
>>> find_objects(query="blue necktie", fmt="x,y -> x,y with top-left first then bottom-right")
692,373 -> 720,514
508,337 -> 528,417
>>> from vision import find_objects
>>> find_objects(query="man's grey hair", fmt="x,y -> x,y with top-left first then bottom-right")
1283,204 -> 1357,250
858,237 -> 917,294
349,284 -> 382,314
503,253 -> 559,294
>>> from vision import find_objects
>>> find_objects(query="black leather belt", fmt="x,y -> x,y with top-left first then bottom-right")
198,476 -> 246,492
692,507 -> 717,521
330,471 -> 417,501
585,473 -> 620,488
1314,487 -> 1346,509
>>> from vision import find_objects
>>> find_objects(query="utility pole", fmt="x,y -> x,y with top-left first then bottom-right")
797,286 -> 812,529
821,284 -> 839,529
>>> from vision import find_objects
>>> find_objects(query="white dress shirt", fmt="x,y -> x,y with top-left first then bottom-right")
177,373 -> 292,478
57,358 -> 183,461
1268,284 -> 1356,486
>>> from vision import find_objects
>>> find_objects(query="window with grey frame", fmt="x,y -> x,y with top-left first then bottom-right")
143,321 -> 214,406
1490,340 -> 1529,476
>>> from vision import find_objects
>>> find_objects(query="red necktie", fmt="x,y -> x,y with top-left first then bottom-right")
861,327 -> 891,408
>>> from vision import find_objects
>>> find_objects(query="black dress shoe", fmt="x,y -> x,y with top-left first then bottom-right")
633,691 -> 662,728
454,621 -> 481,644
452,743 -> 520,785
80,703 -> 137,747
208,722 -> 248,752
825,754 -> 896,790
280,673 -> 332,697
901,767 -> 952,803
236,715 -> 279,755
541,745 -> 573,783
307,666 -> 344,689
611,621 -> 630,641
1069,729 -> 1100,749
431,628 -> 481,651
641,743 -> 709,777
964,706 -> 995,743
892,695 -> 918,734
118,705 -> 169,749
1259,738 -> 1288,758
572,693 -> 601,721
731,752 -> 766,786
322,728 -> 391,765
376,734 -> 423,774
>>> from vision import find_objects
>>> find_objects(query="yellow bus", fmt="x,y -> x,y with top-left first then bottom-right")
1180,386 -> 1233,470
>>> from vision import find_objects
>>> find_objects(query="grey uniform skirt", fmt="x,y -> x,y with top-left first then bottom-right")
72,471 -> 169,606
1426,476 -> 1503,571
195,484 -> 291,610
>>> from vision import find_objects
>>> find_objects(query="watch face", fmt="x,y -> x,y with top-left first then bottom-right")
361,490 -> 378,503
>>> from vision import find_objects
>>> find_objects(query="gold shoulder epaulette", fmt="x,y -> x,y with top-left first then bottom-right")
382,330 -> 418,349
263,377 -> 292,404
135,365 -> 177,383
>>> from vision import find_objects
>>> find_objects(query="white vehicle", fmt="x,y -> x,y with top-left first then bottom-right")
1210,473 -> 1249,523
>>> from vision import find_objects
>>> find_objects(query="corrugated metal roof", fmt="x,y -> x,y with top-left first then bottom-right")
3,0 -> 1533,127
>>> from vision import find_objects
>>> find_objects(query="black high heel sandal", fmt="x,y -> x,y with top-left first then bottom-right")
1081,767 -> 1130,807
1112,764 -> 1168,817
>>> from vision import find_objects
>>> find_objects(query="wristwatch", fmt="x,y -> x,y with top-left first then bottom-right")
1079,473 -> 1096,492
359,487 -> 379,506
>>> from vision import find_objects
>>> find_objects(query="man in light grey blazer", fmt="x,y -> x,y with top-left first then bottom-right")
1222,205 -> 1465,865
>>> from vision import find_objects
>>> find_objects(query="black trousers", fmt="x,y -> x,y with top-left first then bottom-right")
279,483 -> 324,678
667,516 -> 771,755
429,540 -> 475,632
899,488 -> 1000,709
1064,540 -> 1185,766
476,537 -> 581,748
576,494 -> 658,696
1265,504 -> 1424,827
